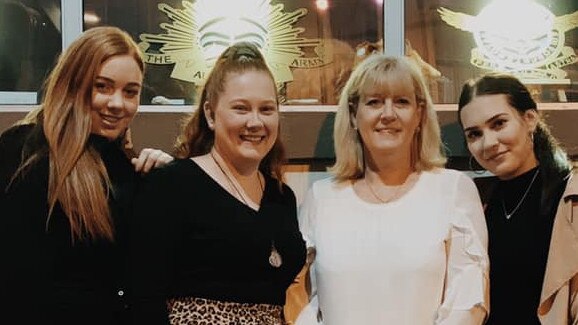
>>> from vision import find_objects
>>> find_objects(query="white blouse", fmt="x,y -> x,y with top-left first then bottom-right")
297,168 -> 489,325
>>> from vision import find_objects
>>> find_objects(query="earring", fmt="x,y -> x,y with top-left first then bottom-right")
469,156 -> 486,175
529,131 -> 535,142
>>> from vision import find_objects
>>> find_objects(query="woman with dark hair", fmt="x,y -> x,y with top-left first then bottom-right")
458,73 -> 577,324
0,26 -> 172,325
130,42 -> 306,324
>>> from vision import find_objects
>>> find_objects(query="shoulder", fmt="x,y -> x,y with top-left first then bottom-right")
0,124 -> 35,148
421,167 -> 472,186
311,176 -> 347,195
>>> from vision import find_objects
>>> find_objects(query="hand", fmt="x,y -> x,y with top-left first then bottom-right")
131,148 -> 174,173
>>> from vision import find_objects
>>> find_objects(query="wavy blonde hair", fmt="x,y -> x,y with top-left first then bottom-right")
331,55 -> 446,181
32,26 -> 143,242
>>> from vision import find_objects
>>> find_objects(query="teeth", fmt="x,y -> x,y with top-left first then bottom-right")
241,135 -> 264,142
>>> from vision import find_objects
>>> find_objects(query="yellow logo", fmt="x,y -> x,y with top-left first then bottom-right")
138,0 -> 331,85
439,1 -> 578,84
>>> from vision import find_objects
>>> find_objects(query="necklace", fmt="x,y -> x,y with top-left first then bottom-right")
501,168 -> 539,220
209,150 -> 282,268
364,173 -> 416,203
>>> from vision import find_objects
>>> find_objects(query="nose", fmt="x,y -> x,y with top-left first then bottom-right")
246,110 -> 264,129
107,90 -> 124,112
481,132 -> 499,158
380,99 -> 396,121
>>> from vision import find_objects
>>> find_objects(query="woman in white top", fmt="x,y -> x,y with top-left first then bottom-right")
297,55 -> 489,325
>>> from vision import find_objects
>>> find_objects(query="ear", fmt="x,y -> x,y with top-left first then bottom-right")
349,111 -> 358,131
523,109 -> 539,133
203,102 -> 215,130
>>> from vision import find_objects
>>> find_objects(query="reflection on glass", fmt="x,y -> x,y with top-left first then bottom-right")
405,0 -> 578,103
0,0 -> 61,99
83,0 -> 383,106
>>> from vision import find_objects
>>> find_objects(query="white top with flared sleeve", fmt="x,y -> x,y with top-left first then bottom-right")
297,168 -> 489,325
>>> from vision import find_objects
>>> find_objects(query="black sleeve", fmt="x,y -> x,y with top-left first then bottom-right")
129,165 -> 182,325
0,125 -> 32,195
277,184 -> 307,290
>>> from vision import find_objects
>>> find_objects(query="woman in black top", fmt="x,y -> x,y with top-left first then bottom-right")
0,26 -> 171,325
458,73 -> 576,324
130,43 -> 306,324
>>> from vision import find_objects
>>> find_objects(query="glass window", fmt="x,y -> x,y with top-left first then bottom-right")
405,0 -> 578,103
83,0 -> 384,106
0,0 -> 61,104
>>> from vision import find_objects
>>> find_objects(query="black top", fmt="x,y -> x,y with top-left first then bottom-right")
484,167 -> 565,325
0,124 -> 137,325
130,159 -> 306,324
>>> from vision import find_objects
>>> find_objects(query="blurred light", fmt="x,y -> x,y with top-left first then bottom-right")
83,12 -> 100,24
374,0 -> 383,5
316,0 -> 329,11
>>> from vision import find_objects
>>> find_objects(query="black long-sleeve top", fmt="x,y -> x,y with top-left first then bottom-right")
130,159 -> 306,324
0,124 -> 137,325
484,167 -> 566,325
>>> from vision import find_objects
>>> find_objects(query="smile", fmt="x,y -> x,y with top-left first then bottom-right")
240,134 -> 266,143
486,151 -> 507,161
99,114 -> 123,127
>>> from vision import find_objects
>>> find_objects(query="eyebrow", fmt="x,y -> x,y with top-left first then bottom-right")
95,76 -> 142,87
463,113 -> 508,133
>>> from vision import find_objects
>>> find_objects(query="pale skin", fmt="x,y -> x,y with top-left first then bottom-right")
89,54 -> 173,173
460,94 -> 538,180
351,81 -> 422,203
192,70 -> 279,210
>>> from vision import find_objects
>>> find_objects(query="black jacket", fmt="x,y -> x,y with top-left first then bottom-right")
0,124 -> 137,325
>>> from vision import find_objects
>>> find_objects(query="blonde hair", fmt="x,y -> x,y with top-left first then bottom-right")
175,42 -> 286,184
22,26 -> 144,242
331,55 -> 446,181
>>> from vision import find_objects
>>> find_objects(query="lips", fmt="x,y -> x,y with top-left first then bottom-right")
240,134 -> 266,143
99,114 -> 123,128
486,151 -> 507,161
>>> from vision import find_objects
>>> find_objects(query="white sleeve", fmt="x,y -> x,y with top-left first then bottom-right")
436,173 -> 489,325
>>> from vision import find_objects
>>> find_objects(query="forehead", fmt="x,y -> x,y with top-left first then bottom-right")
359,68 -> 415,98
460,94 -> 517,125
219,70 -> 276,99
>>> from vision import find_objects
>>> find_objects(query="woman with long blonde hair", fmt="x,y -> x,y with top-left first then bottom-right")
0,26 -> 171,325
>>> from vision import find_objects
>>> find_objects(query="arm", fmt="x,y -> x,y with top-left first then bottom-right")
129,167 -> 180,325
436,173 -> 489,325
295,185 -> 324,324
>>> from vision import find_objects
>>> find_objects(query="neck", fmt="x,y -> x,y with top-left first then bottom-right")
211,148 -> 260,178
365,151 -> 414,185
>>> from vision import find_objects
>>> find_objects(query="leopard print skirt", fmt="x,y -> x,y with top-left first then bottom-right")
167,296 -> 285,325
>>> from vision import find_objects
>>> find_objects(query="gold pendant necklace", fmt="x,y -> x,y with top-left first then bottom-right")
364,172 -> 416,204
210,150 -> 282,268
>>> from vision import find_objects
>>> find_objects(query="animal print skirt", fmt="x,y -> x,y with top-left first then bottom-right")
167,296 -> 285,325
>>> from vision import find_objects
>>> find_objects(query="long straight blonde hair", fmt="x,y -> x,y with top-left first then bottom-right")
38,26 -> 143,242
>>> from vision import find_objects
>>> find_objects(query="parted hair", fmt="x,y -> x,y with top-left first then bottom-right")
174,42 -> 286,183
19,26 -> 144,242
331,54 -> 446,181
458,73 -> 572,179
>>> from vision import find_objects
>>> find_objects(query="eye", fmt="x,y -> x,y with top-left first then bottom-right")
364,98 -> 383,108
232,105 -> 249,113
491,118 -> 507,129
465,130 -> 482,141
94,81 -> 112,94
394,97 -> 411,105
260,105 -> 277,115
124,88 -> 140,98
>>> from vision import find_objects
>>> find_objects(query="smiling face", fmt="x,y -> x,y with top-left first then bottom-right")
90,55 -> 143,141
354,76 -> 422,163
206,70 -> 278,168
460,94 -> 538,179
